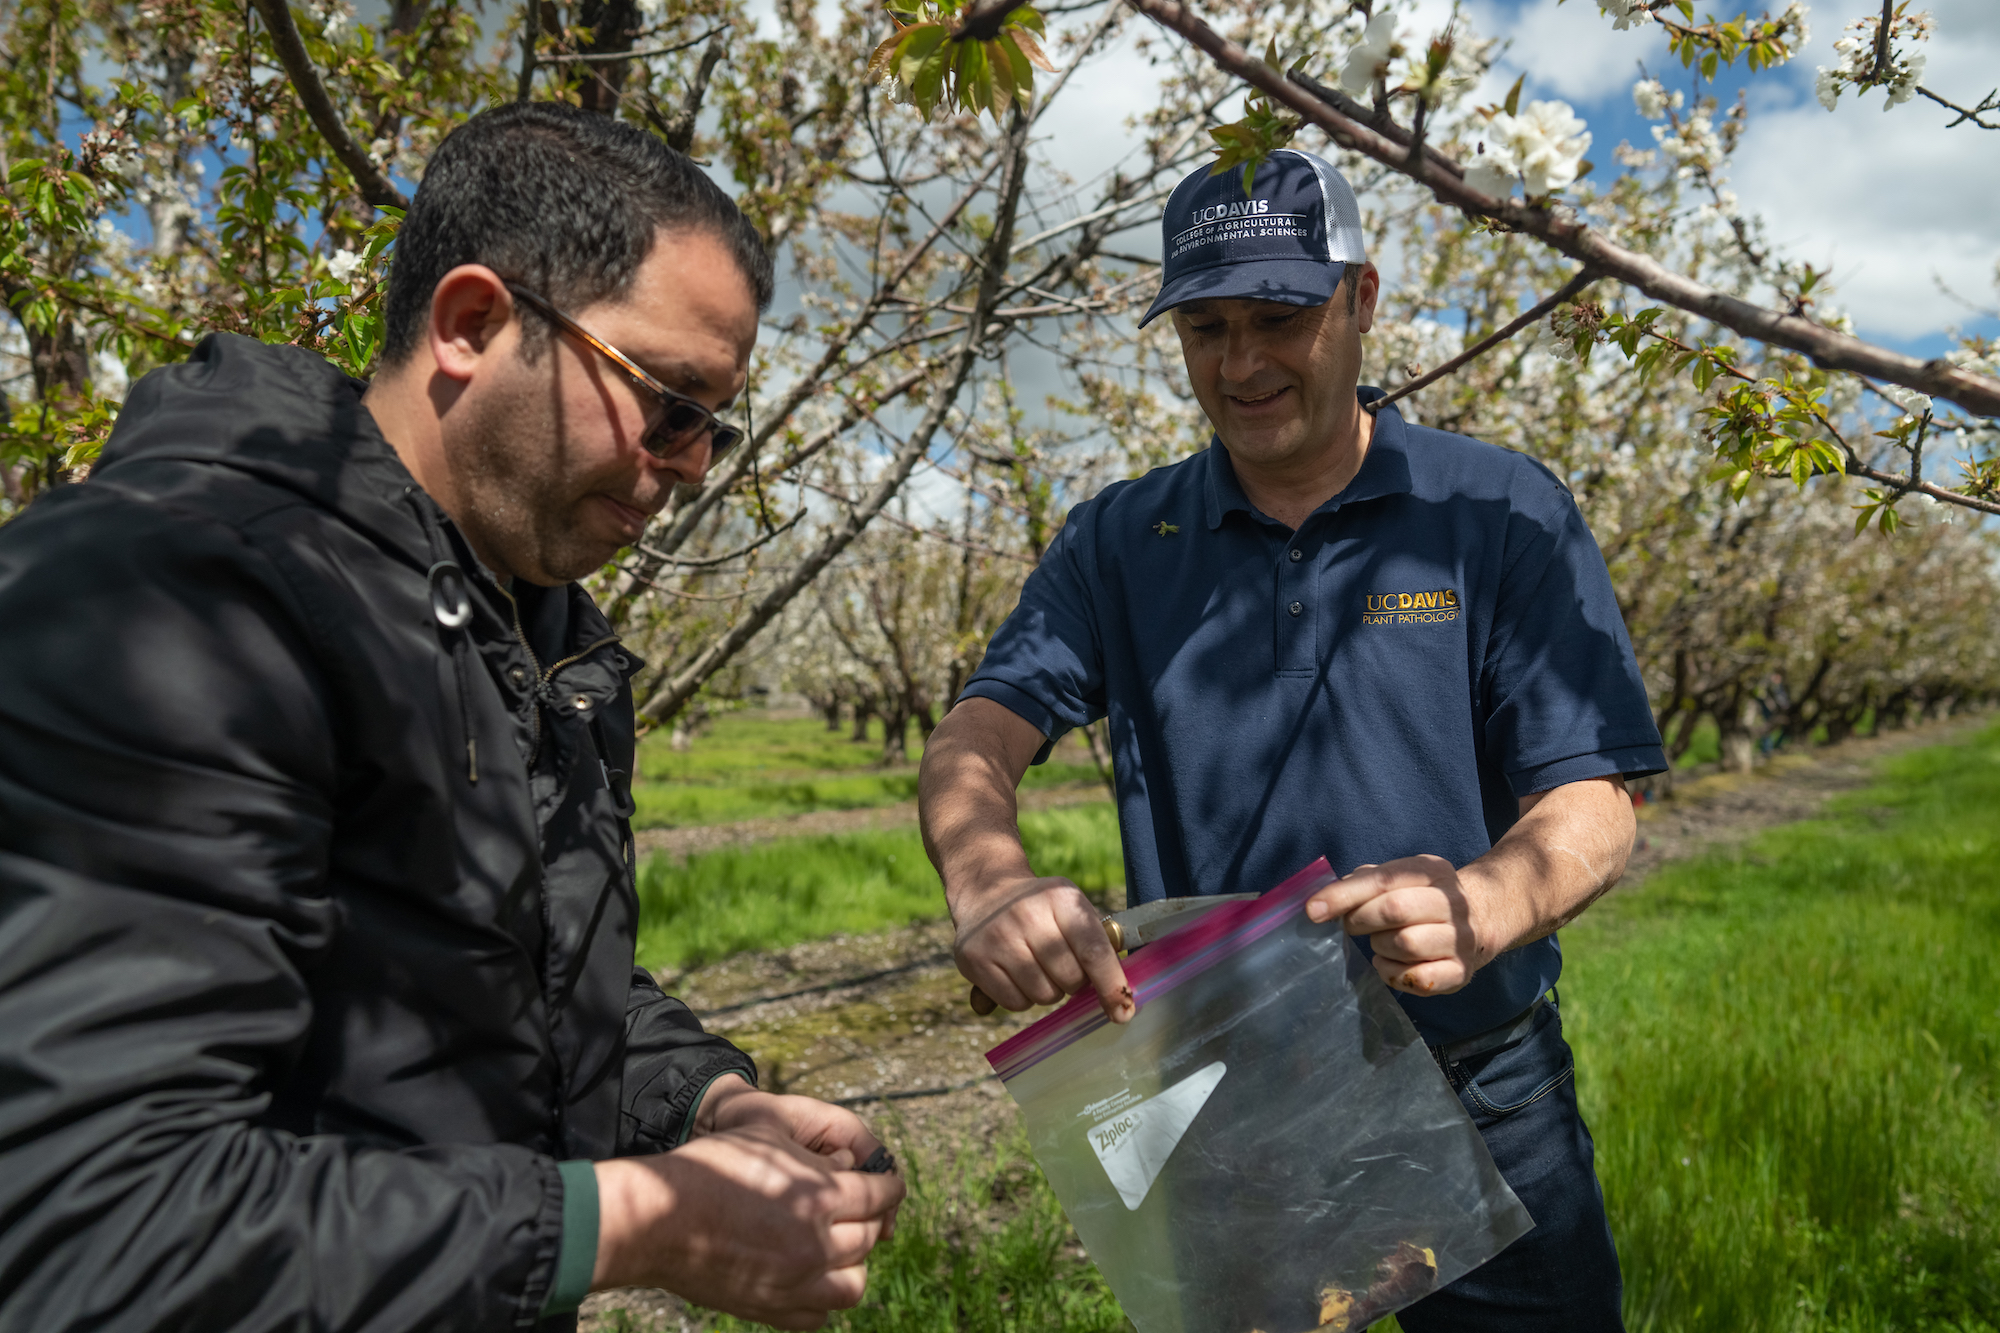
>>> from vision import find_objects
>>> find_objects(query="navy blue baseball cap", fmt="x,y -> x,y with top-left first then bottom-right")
1140,148 -> 1368,326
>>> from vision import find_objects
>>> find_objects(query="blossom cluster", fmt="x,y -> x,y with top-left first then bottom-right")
1815,9 -> 1934,111
1464,100 -> 1592,199
1631,79 -> 1682,121
1596,0 -> 1653,32
1546,300 -> 1608,363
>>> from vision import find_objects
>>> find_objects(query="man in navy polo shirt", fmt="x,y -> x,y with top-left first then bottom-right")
917,148 -> 1664,1330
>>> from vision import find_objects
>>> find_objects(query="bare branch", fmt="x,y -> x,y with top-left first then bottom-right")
1367,267 -> 1601,414
637,110 -> 1040,723
1117,0 -> 2000,417
636,507 -> 806,569
247,0 -> 409,210
1916,85 -> 2000,130
515,0 -> 537,101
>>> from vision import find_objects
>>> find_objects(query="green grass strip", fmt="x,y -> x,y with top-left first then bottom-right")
1565,728 -> 2000,1331
629,762 -> 1103,830
634,803 -> 1123,974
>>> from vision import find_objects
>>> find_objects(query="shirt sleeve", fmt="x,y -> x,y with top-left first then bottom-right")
959,511 -> 1107,761
1481,474 -> 1666,795
541,1161 -> 602,1316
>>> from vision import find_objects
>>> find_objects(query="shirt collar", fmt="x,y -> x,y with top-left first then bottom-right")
1202,387 -> 1415,530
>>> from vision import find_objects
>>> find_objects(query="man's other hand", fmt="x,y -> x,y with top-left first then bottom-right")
1304,854 -> 1493,997
696,1075 -> 899,1232
951,872 -> 1134,1022
592,1126 -> 905,1330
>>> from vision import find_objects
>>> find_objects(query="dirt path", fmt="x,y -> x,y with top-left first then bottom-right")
581,712 -> 1988,1332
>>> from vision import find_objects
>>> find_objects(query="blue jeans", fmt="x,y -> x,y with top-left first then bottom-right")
1396,998 -> 1626,1332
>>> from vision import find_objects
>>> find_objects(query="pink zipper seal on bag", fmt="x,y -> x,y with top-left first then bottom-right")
987,857 -> 1339,1082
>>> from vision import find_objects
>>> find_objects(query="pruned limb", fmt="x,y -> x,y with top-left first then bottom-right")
1120,0 -> 2000,418
247,0 -> 410,210
1366,267 -> 1600,414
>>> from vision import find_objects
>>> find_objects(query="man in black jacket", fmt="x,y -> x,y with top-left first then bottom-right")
0,103 -> 902,1331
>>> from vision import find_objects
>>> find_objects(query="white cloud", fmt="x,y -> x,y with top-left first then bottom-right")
1729,0 -> 2000,338
1466,0 -> 1669,104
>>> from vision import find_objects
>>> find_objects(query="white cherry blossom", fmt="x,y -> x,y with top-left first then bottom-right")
1339,13 -> 1399,96
1880,383 -> 1932,417
1471,99 -> 1593,199
327,249 -> 365,283
1596,0 -> 1653,31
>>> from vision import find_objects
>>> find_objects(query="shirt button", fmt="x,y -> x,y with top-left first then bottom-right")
508,667 -> 527,687
1288,601 -> 1303,617
1289,548 -> 1303,562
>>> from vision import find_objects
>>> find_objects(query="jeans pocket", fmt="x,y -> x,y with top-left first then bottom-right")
1451,1005 -> 1577,1122
1460,1060 -> 1575,1120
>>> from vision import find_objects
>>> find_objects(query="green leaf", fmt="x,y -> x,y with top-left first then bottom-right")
910,42 -> 950,117
1702,50 -> 1720,80
998,33 -> 1034,110
896,24 -> 949,88
1503,72 -> 1524,117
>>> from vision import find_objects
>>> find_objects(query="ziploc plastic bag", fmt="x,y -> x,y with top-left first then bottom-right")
987,859 -> 1533,1333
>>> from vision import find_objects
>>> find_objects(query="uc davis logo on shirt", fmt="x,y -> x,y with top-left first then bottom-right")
1363,588 -> 1460,626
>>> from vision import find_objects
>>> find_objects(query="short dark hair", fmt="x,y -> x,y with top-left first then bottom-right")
382,102 -> 774,366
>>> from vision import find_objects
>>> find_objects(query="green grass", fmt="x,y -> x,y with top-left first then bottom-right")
635,803 -> 1124,973
631,711 -> 1102,828
1565,727 -> 2000,1331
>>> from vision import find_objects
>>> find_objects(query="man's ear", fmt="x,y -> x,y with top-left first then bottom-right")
1354,263 -> 1381,336
428,265 -> 516,385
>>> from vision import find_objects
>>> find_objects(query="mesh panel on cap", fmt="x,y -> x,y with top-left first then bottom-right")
1281,148 -> 1367,264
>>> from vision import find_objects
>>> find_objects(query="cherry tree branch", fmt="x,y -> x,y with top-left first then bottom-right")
1366,267 -> 1601,414
1120,0 -> 2000,418
1916,85 -> 2000,130
246,0 -> 410,210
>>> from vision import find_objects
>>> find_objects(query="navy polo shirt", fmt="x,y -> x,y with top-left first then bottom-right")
961,391 -> 1665,1043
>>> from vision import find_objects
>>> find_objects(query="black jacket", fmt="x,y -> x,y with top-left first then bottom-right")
0,335 -> 755,1330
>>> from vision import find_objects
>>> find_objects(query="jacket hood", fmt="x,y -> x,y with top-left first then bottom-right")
97,332 -> 428,561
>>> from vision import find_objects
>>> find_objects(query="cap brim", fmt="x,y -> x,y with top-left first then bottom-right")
1139,259 -> 1346,327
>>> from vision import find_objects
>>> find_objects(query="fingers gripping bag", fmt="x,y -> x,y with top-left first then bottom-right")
986,859 -> 1533,1333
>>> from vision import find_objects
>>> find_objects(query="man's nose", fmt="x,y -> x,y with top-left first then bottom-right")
1216,325 -> 1267,387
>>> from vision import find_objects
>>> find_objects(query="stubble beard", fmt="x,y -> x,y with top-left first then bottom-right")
454,376 -> 613,586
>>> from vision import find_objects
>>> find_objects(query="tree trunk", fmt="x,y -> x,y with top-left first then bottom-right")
1080,720 -> 1117,798
879,709 -> 909,766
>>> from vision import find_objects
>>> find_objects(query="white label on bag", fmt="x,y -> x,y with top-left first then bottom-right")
1086,1061 -> 1227,1210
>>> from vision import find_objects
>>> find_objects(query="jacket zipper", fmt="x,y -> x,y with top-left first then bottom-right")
491,582 -> 620,769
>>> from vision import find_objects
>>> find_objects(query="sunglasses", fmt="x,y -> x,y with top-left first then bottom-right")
505,283 -> 745,462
